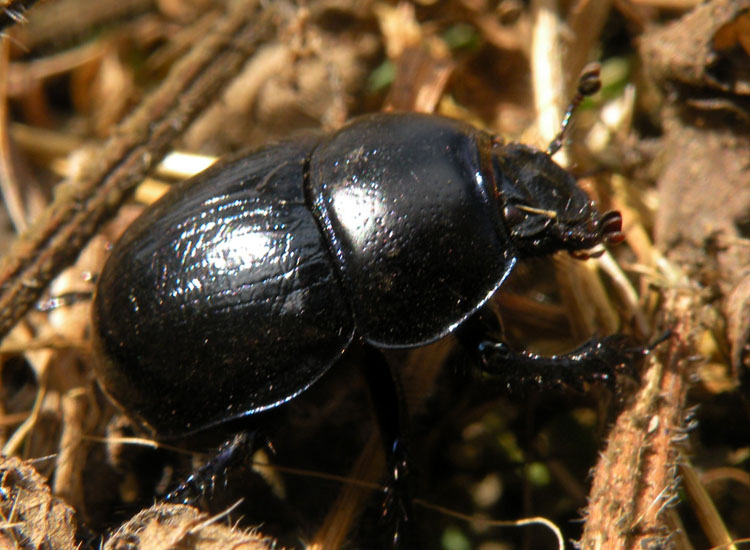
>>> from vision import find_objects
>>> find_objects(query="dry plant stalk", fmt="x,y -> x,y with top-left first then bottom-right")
0,0 -> 277,341
580,289 -> 693,549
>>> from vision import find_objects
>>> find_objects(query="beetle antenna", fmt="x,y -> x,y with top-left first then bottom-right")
546,62 -> 602,157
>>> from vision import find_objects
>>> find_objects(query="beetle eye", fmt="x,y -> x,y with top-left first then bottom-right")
503,204 -> 525,227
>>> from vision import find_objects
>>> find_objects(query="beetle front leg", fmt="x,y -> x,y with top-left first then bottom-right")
457,308 -> 648,393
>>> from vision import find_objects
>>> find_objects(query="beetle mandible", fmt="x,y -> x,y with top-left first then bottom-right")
91,66 -> 632,547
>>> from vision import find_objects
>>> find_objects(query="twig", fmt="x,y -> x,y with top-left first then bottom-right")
8,0 -> 153,52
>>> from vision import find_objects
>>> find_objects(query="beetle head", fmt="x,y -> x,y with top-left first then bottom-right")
491,142 -> 623,258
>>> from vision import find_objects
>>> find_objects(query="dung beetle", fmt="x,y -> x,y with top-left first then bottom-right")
91,66 -> 634,547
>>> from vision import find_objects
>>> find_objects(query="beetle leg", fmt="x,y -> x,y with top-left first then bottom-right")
361,345 -> 415,549
164,431 -> 256,504
457,309 -> 650,392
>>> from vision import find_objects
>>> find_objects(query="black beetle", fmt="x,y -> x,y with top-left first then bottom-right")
91,69 -> 633,547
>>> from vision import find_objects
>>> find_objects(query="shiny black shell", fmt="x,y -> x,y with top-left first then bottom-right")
309,114 -> 515,347
92,114 -> 519,436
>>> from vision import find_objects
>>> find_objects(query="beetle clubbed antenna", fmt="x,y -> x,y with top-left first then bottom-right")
567,210 -> 623,260
546,63 -> 602,157
599,210 -> 624,245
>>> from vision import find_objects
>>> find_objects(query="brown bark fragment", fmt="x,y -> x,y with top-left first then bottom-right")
0,455 -> 77,550
103,503 -> 278,550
